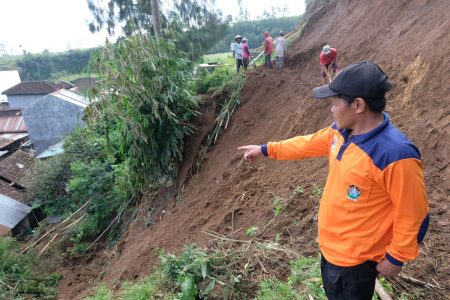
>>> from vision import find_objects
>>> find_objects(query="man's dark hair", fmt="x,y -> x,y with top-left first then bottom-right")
340,94 -> 386,113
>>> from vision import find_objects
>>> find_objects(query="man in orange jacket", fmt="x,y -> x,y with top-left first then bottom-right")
238,61 -> 429,300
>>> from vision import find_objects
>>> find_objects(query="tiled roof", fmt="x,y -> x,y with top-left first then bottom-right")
0,150 -> 35,184
55,81 -> 75,90
0,181 -> 28,203
0,109 -> 27,133
2,81 -> 59,95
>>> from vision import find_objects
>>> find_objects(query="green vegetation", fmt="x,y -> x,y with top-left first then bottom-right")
17,29 -> 248,263
0,48 -> 95,80
294,185 -> 305,195
196,66 -> 235,95
26,35 -> 201,252
311,184 -> 323,199
273,196 -> 284,216
26,127 -> 131,248
84,245 -> 330,300
0,237 -> 62,299
206,73 -> 246,147
89,35 -> 198,190
246,226 -> 259,237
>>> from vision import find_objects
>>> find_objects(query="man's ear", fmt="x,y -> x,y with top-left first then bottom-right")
353,98 -> 367,113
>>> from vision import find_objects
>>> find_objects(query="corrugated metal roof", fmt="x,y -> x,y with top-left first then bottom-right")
0,194 -> 31,231
50,89 -> 89,107
2,81 -> 59,95
0,109 -> 27,133
36,141 -> 64,159
0,133 -> 28,149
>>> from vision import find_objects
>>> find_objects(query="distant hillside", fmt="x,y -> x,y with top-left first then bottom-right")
0,48 -> 97,81
207,16 -> 303,54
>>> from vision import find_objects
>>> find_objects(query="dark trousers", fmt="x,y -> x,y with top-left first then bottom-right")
236,59 -> 244,73
264,54 -> 272,67
321,255 -> 377,300
243,58 -> 249,70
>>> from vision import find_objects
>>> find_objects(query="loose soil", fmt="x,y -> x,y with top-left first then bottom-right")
58,0 -> 450,298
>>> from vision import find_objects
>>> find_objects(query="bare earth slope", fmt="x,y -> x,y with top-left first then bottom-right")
59,0 -> 450,298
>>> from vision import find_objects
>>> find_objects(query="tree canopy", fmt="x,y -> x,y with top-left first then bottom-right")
87,0 -> 231,60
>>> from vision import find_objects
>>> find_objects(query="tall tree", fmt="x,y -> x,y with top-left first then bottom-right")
86,0 -> 230,59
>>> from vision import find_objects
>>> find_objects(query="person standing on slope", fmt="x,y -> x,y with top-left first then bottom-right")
242,38 -> 252,71
233,35 -> 244,73
274,31 -> 287,70
264,31 -> 273,68
237,61 -> 429,300
320,44 -> 340,84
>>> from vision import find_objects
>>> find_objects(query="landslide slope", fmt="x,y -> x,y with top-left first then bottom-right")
59,0 -> 450,298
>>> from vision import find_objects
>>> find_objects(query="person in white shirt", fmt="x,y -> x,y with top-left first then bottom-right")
232,35 -> 245,73
274,31 -> 287,70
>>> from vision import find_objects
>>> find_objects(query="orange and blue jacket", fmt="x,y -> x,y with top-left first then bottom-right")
261,113 -> 429,267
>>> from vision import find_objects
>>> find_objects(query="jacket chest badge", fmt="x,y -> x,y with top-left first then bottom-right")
346,185 -> 361,201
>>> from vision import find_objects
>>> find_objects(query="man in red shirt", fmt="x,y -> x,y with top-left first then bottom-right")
320,44 -> 340,84
264,31 -> 273,68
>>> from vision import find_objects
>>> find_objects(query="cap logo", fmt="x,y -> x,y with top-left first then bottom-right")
346,185 -> 361,201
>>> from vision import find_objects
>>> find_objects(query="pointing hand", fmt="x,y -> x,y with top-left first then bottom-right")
237,145 -> 262,162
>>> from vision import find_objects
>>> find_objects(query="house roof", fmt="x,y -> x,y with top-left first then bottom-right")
0,133 -> 28,150
71,77 -> 96,90
0,149 -> 35,184
0,194 -> 31,233
55,80 -> 75,90
0,181 -> 28,203
36,141 -> 64,159
0,71 -> 21,102
0,109 -> 27,133
46,89 -> 90,107
2,80 -> 59,95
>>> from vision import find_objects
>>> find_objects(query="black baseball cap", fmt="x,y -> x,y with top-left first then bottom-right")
312,61 -> 392,100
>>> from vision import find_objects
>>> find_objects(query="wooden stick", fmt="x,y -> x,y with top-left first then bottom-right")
21,199 -> 92,253
375,278 -> 393,300
399,274 -> 443,289
38,213 -> 86,255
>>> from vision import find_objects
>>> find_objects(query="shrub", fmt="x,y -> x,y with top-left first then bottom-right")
196,66 -> 234,94
68,158 -> 130,246
160,245 -> 217,300
0,237 -> 62,299
89,34 -> 199,191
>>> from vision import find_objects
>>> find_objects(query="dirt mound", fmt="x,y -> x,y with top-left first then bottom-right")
59,0 -> 450,298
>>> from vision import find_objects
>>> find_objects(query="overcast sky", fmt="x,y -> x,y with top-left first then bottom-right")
0,0 -> 305,55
